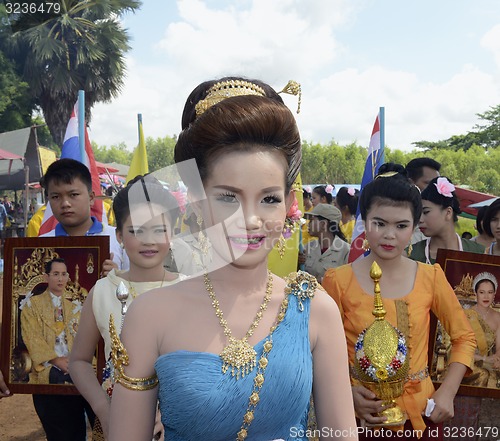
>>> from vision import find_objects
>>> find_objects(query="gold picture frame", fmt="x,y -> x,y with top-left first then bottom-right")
1,236 -> 108,394
430,249 -> 500,398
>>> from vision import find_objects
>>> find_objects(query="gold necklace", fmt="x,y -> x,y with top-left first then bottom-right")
237,293 -> 289,441
128,270 -> 167,298
476,306 -> 491,322
204,270 -> 273,380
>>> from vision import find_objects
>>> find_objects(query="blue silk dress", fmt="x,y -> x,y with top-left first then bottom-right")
155,293 -> 313,440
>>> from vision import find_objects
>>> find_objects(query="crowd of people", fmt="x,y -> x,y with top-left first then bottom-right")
0,75 -> 499,441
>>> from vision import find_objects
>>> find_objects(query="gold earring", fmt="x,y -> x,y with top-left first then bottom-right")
277,234 -> 286,259
407,242 -> 413,257
362,238 -> 370,252
197,214 -> 209,256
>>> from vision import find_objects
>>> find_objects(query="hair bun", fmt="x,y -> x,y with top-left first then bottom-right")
376,163 -> 408,178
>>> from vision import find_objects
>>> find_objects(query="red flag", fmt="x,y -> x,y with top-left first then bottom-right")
39,100 -> 104,235
348,109 -> 385,262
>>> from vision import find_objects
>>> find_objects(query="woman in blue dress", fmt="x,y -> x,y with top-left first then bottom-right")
108,77 -> 357,441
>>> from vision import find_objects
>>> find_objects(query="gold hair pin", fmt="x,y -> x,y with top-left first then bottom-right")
278,80 -> 302,114
375,171 -> 398,179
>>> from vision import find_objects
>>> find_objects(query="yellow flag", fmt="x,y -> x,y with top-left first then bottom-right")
268,174 -> 304,278
126,114 -> 149,184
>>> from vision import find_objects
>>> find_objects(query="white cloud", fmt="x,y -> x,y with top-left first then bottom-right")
481,24 -> 500,69
90,0 -> 500,155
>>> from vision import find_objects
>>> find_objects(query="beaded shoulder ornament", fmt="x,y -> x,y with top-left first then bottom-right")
109,314 -> 158,391
195,79 -> 302,117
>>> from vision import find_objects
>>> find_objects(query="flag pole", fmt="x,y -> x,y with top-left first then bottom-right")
137,113 -> 142,140
379,106 -> 385,164
78,90 -> 85,161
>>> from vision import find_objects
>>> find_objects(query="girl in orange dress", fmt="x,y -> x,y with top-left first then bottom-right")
322,164 -> 476,440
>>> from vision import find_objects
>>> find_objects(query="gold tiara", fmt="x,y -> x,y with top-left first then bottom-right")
194,79 -> 302,117
473,272 -> 498,292
195,80 -> 266,116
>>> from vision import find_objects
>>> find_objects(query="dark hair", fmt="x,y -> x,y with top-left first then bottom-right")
316,216 -> 347,241
420,176 -> 461,222
112,175 -> 180,232
45,257 -> 66,274
483,198 -> 500,237
313,186 -> 333,204
474,278 -> 496,293
475,206 -> 489,236
359,163 -> 422,225
405,157 -> 441,182
335,187 -> 359,215
303,188 -> 311,200
175,77 -> 301,192
41,159 -> 92,196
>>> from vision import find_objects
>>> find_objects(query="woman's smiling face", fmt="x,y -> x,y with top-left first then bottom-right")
201,148 -> 292,268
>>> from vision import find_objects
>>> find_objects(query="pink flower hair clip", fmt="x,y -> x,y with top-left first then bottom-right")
325,184 -> 334,194
434,177 -> 455,198
347,187 -> 355,197
283,194 -> 303,239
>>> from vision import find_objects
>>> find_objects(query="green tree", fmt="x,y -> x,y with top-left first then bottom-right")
0,49 -> 33,131
412,104 -> 500,151
146,136 -> 176,172
32,114 -> 57,149
474,105 -> 500,149
2,0 -> 141,146
92,141 -> 131,164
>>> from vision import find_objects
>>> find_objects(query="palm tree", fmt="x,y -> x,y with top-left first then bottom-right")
2,0 -> 141,146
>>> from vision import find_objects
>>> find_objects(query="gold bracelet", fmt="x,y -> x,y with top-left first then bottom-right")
115,372 -> 158,391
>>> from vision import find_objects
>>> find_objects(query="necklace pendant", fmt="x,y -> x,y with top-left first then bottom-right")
220,339 -> 257,380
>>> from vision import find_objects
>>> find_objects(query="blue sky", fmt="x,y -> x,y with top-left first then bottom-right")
91,0 -> 500,152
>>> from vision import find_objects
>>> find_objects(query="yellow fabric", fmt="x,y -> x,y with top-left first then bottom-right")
27,205 -> 46,237
322,262 -> 476,434
103,198 -> 115,227
38,146 -> 57,174
268,175 -> 303,277
126,117 -> 149,184
340,219 -> 355,243
20,290 -> 80,384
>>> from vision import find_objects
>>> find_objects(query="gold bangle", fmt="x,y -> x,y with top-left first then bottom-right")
115,373 -> 158,391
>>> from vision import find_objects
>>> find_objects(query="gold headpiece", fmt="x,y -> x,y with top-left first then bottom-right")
195,80 -> 266,116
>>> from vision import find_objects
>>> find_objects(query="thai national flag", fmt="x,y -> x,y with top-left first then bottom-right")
39,98 -> 104,235
348,109 -> 385,262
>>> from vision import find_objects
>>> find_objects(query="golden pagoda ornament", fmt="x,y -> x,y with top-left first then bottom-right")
353,261 -> 409,426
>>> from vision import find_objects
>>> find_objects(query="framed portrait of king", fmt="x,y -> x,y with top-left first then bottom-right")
429,249 -> 500,398
0,236 -> 109,394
